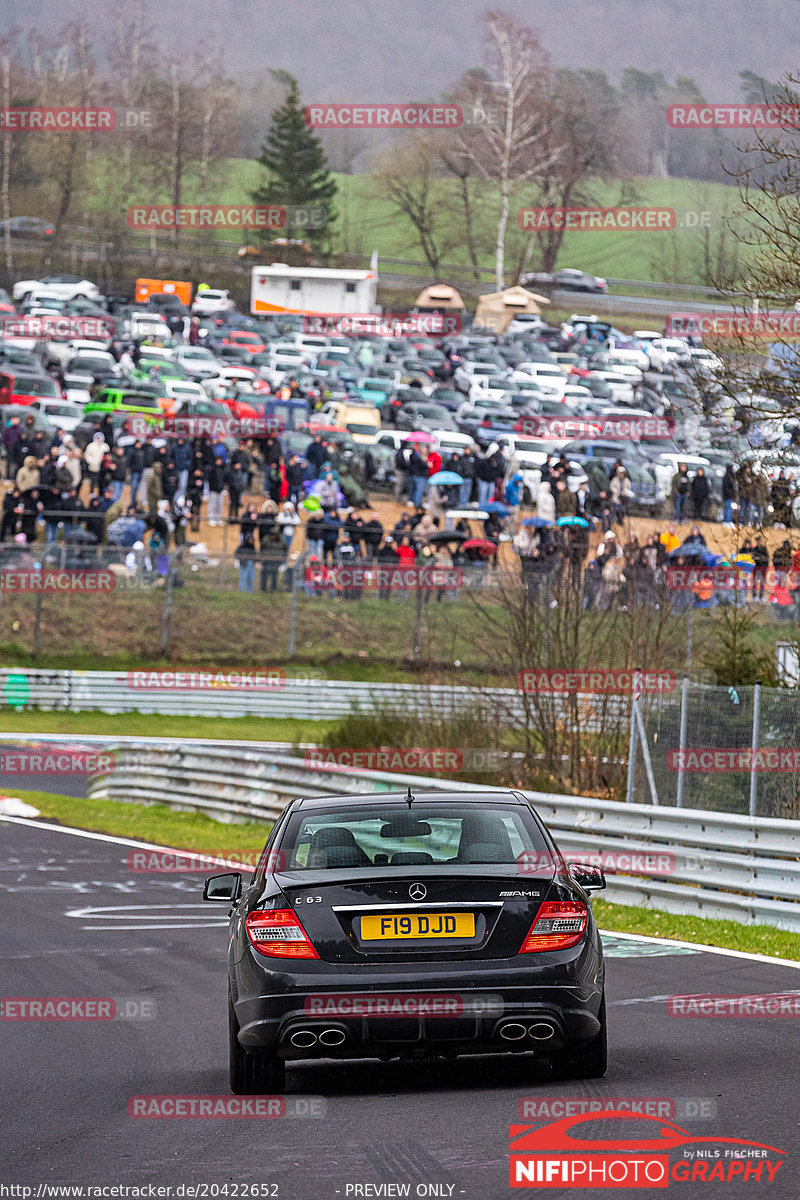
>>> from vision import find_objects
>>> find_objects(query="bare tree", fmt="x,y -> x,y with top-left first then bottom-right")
445,12 -> 562,289
371,137 -> 456,275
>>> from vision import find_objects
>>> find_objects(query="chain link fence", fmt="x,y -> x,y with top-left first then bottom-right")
633,681 -> 800,817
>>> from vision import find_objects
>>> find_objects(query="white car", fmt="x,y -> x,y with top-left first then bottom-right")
202,366 -> 261,398
29,398 -> 85,432
586,371 -> 635,404
506,313 -> 545,337
468,374 -> 513,402
172,345 -> 221,379
127,312 -> 171,342
285,333 -> 331,354
687,347 -> 723,375
590,353 -> 644,382
647,338 -> 693,373
13,275 -> 102,303
453,361 -> 504,392
602,346 -> 649,372
511,362 -> 567,385
163,379 -> 210,403
560,384 -> 594,409
191,288 -> 235,316
45,339 -> 115,369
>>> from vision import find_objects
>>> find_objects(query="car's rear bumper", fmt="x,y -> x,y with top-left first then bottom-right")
232,951 -> 604,1059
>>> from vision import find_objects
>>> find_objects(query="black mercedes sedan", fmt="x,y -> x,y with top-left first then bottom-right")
203,790 -> 606,1094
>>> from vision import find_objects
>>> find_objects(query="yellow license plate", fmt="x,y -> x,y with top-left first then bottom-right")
360,912 -> 475,940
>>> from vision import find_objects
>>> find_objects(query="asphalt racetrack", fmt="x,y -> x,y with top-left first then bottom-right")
1,816 -> 798,1198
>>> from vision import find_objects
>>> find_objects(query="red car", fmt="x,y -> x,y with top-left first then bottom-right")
0,369 -> 63,407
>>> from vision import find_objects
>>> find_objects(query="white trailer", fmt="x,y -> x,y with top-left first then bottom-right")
250,264 -> 378,317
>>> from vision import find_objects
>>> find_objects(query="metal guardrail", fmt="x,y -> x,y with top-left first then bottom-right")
0,667 -> 627,726
84,740 -> 800,932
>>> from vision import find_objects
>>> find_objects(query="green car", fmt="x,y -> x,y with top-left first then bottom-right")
84,386 -> 167,419
130,357 -> 188,383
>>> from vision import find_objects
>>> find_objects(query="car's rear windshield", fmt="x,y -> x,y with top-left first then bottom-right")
269,803 -> 552,872
12,376 -> 59,397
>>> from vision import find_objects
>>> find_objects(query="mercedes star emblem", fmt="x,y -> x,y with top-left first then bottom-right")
409,882 -> 427,900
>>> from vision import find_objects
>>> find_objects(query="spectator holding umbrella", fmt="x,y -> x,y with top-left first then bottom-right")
406,448 -> 429,509
3,415 -> 21,480
459,446 -> 476,507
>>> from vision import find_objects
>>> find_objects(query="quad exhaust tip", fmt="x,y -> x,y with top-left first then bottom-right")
289,1029 -> 317,1048
318,1028 -> 346,1047
499,1022 -> 528,1041
528,1022 -> 556,1041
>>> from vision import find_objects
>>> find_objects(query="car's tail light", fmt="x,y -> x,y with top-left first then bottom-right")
519,901 -> 587,953
246,909 -> 319,959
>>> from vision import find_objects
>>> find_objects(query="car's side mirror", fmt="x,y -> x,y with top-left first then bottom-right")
203,873 -> 242,903
567,861 -> 606,891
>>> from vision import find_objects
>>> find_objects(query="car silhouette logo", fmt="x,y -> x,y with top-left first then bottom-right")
409,883 -> 427,900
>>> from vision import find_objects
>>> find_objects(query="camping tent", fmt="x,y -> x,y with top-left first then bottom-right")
473,285 -> 551,334
413,284 -> 465,312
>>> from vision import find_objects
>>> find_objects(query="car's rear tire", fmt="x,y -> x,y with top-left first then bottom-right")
550,993 -> 607,1079
228,987 -> 285,1095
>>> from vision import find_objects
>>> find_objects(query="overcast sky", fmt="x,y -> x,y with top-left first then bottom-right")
1,0 -> 797,101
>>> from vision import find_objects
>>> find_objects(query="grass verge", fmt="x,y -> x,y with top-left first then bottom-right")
0,710 -> 334,742
10,790 -> 273,852
594,898 -> 800,962
7,791 -> 799,963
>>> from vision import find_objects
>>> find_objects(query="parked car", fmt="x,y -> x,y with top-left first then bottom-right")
0,216 -> 55,240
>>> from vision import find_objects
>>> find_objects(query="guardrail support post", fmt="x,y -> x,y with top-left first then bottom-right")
288,560 -> 299,656
750,680 -> 761,818
625,670 -> 640,802
676,674 -> 689,808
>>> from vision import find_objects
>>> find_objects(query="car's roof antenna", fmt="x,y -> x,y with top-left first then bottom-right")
406,785 -> 414,809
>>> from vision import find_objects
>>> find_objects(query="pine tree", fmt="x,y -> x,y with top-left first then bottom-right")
251,77 -> 337,250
